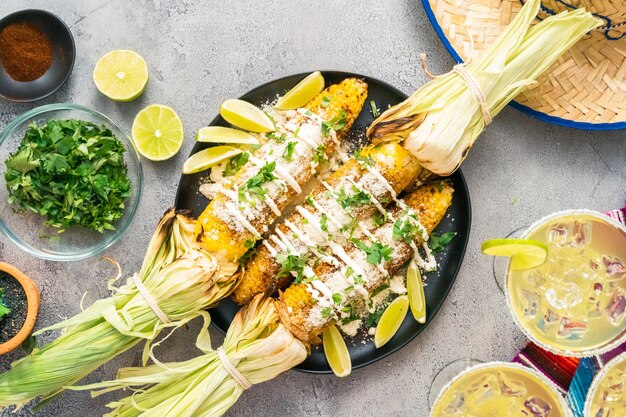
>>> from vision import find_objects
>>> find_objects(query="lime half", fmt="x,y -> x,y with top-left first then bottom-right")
93,50 -> 149,101
482,238 -> 548,271
374,295 -> 409,349
182,146 -> 242,174
196,126 -> 259,145
220,99 -> 275,133
406,261 -> 426,324
275,71 -> 325,110
323,325 -> 351,377
132,105 -> 184,161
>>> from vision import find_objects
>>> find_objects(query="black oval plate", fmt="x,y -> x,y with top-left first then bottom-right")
175,71 -> 471,373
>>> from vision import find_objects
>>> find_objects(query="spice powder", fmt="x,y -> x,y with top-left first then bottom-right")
0,22 -> 53,82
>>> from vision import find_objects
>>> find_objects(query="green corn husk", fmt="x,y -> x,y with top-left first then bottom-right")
73,295 -> 307,417
367,0 -> 601,176
0,209 -> 239,409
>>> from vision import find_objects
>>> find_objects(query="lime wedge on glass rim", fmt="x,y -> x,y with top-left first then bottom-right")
406,260 -> 426,324
374,295 -> 409,349
481,238 -> 548,271
219,99 -> 275,133
323,325 -> 351,377
196,126 -> 259,145
275,71 -> 325,110
93,50 -> 149,101
182,146 -> 242,174
132,104 -> 184,161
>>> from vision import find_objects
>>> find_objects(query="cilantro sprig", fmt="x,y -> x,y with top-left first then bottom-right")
282,142 -> 297,162
321,110 -> 346,136
392,214 -> 423,243
351,239 -> 394,265
238,161 -> 277,203
276,253 -> 308,283
337,186 -> 371,209
429,232 -> 457,253
4,119 -> 131,233
223,152 -> 249,177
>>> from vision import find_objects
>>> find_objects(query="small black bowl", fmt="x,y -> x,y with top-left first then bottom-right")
0,9 -> 75,102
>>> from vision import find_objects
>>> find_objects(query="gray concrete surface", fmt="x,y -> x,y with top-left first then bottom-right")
0,1 -> 625,416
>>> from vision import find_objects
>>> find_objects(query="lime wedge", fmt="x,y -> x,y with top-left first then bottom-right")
196,126 -> 259,145
375,295 -> 409,349
182,146 -> 242,174
219,99 -> 275,133
323,325 -> 351,377
93,50 -> 149,101
481,238 -> 548,271
275,71 -> 325,110
406,260 -> 426,324
132,105 -> 184,161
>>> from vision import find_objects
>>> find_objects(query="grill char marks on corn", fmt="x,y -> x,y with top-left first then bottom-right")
278,181 -> 454,344
232,142 -> 423,305
194,78 -> 368,263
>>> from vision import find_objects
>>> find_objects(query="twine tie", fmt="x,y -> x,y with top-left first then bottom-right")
217,347 -> 252,390
132,275 -> 171,324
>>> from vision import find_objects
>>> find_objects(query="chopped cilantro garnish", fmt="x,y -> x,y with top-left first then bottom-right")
320,213 -> 328,232
365,308 -> 385,327
276,253 -> 308,283
429,231 -> 457,253
223,152 -> 250,177
370,284 -> 389,298
244,239 -> 255,249
332,293 -> 342,305
0,288 -> 10,320
238,161 -> 277,203
373,211 -> 388,227
293,126 -> 301,138
4,119 -> 131,233
354,149 -> 375,169
351,239 -> 394,265
340,217 -> 358,238
370,100 -> 380,117
313,145 -> 327,164
266,132 -> 287,143
305,196 -> 315,206
283,141 -> 297,162
337,185 -> 371,209
321,306 -> 332,318
392,215 -> 423,243
321,110 -> 346,136
321,96 -> 331,108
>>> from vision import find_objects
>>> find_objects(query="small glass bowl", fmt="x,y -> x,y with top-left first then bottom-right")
0,104 -> 143,261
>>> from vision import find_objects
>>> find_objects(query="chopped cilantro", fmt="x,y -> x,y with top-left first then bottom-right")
332,293 -> 342,305
429,231 -> 457,253
313,145 -> 327,164
321,96 -> 331,108
370,100 -> 380,117
238,161 -> 277,203
293,126 -> 301,138
337,186 -> 371,209
354,149 -> 375,169
370,284 -> 389,298
276,253 -> 308,283
4,119 -> 131,233
373,211 -> 388,227
365,308 -> 385,327
321,110 -> 346,136
320,213 -> 328,232
223,152 -> 249,177
305,196 -> 315,206
321,306 -> 332,318
266,132 -> 287,143
340,217 -> 358,238
351,239 -> 394,265
392,215 -> 423,244
283,141 -> 297,162
244,239 -> 255,249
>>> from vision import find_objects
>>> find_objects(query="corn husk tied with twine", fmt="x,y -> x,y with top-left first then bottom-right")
367,0 -> 601,176
73,295 -> 308,417
0,209 -> 239,409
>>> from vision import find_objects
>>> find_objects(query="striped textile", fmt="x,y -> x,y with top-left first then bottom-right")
512,206 -> 626,416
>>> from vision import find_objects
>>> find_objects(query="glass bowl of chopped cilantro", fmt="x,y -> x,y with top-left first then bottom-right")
0,103 -> 142,261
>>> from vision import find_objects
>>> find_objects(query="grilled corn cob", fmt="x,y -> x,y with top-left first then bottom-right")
278,181 -> 454,344
195,79 -> 368,262
233,142 -> 428,305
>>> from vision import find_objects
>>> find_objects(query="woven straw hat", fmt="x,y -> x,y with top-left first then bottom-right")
422,0 -> 626,130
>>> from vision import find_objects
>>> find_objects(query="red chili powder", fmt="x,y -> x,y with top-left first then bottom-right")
0,22 -> 53,82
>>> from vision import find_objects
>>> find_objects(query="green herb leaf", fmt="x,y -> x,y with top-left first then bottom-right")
332,293 -> 342,305
238,161 -> 277,203
283,141 -> 297,162
321,96 -> 331,108
373,211 -> 388,228
354,149 -> 376,169
365,308 -> 385,327
266,132 -> 287,143
370,100 -> 380,118
313,145 -> 327,164
392,214 -> 423,244
337,186 -> 371,209
223,152 -> 250,177
4,119 -> 131,233
351,239 -> 394,265
429,231 -> 457,253
0,287 -> 10,320
320,213 -> 328,232
276,253 -> 308,284
321,110 -> 346,136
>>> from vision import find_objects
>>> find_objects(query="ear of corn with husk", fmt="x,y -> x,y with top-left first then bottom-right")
367,0 -> 600,176
0,210 -> 238,409
71,295 -> 307,417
